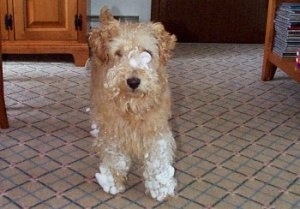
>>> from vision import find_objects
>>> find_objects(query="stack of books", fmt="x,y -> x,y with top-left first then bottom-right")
273,3 -> 300,57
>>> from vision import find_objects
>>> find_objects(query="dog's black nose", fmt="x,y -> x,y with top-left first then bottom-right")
127,77 -> 140,90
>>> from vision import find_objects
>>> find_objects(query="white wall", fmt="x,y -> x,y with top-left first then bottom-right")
90,0 -> 152,22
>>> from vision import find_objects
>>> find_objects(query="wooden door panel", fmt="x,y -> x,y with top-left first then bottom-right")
152,0 -> 267,43
13,0 -> 78,40
27,1 -> 63,27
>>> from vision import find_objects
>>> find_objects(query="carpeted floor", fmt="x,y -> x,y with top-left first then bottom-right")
1,43 -> 299,209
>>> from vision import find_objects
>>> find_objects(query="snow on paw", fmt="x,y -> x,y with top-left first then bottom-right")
95,172 -> 117,194
95,165 -> 124,195
146,176 -> 176,201
144,165 -> 177,201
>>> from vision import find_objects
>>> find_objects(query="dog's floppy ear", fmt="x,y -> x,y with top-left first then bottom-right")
99,6 -> 116,25
88,7 -> 119,62
151,23 -> 176,65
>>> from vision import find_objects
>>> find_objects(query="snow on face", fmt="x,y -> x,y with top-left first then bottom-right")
128,49 -> 152,70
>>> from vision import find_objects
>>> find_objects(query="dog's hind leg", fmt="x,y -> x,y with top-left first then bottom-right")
95,149 -> 131,195
143,133 -> 177,201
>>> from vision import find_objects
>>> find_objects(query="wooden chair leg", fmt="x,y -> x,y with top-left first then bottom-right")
1,54 -> 9,128
262,58 -> 277,81
1,21 -> 9,129
0,95 -> 9,129
0,75 -> 9,129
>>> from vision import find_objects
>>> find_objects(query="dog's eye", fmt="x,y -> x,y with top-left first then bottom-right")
115,50 -> 123,57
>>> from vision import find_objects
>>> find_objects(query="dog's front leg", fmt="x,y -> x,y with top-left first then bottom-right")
95,148 -> 131,195
143,133 -> 177,201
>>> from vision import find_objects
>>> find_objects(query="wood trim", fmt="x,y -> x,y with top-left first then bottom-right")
0,0 -> 8,40
0,0 -> 14,41
2,40 -> 89,66
7,0 -> 14,40
78,0 -> 89,42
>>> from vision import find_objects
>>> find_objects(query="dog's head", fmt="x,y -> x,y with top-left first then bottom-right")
89,7 -> 176,114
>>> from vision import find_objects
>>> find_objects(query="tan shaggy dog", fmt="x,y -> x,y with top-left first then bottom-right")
89,7 -> 177,201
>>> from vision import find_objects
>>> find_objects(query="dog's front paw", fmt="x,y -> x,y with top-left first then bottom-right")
95,165 -> 124,195
144,165 -> 177,201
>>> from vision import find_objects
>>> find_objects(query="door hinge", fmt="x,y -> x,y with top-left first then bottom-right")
5,14 -> 13,30
74,14 -> 82,31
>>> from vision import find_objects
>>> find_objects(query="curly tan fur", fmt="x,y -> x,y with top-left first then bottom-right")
89,7 -> 177,201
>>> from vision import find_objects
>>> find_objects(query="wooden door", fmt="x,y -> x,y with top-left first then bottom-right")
152,0 -> 268,43
13,0 -> 78,40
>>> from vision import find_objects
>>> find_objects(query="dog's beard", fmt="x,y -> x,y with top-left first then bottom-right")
104,81 -> 162,115
126,93 -> 157,114
109,87 -> 162,115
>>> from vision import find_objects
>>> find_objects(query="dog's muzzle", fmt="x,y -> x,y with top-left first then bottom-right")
127,77 -> 140,90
